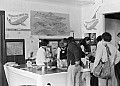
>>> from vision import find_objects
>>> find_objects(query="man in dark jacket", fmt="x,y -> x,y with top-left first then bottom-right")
67,37 -> 83,86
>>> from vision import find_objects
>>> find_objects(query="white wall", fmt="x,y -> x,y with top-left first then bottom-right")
81,0 -> 120,37
1,0 -> 82,58
4,0 -> 82,39
81,4 -> 97,38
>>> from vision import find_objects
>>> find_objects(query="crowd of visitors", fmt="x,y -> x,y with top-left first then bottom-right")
34,32 -> 120,86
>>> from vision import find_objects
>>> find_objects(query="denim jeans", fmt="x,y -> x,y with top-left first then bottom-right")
67,65 -> 82,86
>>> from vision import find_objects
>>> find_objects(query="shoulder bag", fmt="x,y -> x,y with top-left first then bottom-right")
93,44 -> 111,79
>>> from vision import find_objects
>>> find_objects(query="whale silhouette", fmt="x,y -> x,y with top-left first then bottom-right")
84,19 -> 99,30
7,15 -> 28,26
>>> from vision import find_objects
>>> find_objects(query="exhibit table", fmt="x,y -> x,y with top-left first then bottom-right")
4,64 -> 67,86
4,63 -> 91,86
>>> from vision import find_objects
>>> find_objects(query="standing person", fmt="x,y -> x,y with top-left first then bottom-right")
117,32 -> 120,51
90,35 -> 102,86
80,37 -> 93,62
93,32 -> 120,86
79,37 -> 91,86
115,32 -> 120,86
36,39 -> 49,66
80,37 -> 91,55
57,38 -> 68,68
67,37 -> 83,86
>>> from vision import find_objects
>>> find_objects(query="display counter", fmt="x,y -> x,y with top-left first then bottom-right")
4,61 -> 91,86
4,64 -> 67,86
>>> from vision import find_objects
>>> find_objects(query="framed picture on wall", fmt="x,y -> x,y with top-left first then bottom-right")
84,33 -> 97,45
5,39 -> 25,64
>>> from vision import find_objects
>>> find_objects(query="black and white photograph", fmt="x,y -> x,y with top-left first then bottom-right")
1,0 -> 120,86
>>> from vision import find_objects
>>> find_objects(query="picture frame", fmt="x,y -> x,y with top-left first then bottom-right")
5,39 -> 25,64
84,33 -> 97,45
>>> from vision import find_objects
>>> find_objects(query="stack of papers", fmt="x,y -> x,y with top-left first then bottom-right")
5,62 -> 19,67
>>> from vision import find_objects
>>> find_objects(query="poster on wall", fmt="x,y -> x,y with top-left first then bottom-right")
6,42 -> 23,56
84,33 -> 97,44
30,11 -> 70,36
6,12 -> 30,29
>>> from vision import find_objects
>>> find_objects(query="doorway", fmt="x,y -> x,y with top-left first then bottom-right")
104,12 -> 120,48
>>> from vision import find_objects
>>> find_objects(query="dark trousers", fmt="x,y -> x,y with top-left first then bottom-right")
90,73 -> 98,86
115,61 -> 120,86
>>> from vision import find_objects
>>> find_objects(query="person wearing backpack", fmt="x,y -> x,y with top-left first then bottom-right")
93,32 -> 120,86
67,37 -> 84,86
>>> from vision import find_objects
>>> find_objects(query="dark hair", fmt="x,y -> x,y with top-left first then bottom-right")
84,37 -> 91,41
117,32 -> 120,37
59,38 -> 68,48
80,37 -> 91,52
62,38 -> 68,43
102,32 -> 112,42
67,37 -> 75,43
96,35 -> 102,42
80,37 -> 90,45
39,39 -> 49,47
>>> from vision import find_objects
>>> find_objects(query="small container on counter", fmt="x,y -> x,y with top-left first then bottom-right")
42,66 -> 45,74
26,61 -> 32,67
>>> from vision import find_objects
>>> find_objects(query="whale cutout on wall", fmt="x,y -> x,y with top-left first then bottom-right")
84,19 -> 99,30
7,14 -> 28,26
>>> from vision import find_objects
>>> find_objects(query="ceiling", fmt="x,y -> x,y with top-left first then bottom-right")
27,0 -> 95,6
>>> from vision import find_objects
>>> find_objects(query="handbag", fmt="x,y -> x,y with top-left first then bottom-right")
93,44 -> 111,79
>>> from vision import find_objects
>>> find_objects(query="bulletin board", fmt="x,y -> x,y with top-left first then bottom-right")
6,41 -> 23,56
5,39 -> 25,64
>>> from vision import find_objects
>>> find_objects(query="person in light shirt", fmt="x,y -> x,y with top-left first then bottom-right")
36,39 -> 49,66
114,32 -> 120,86
93,32 -> 120,86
